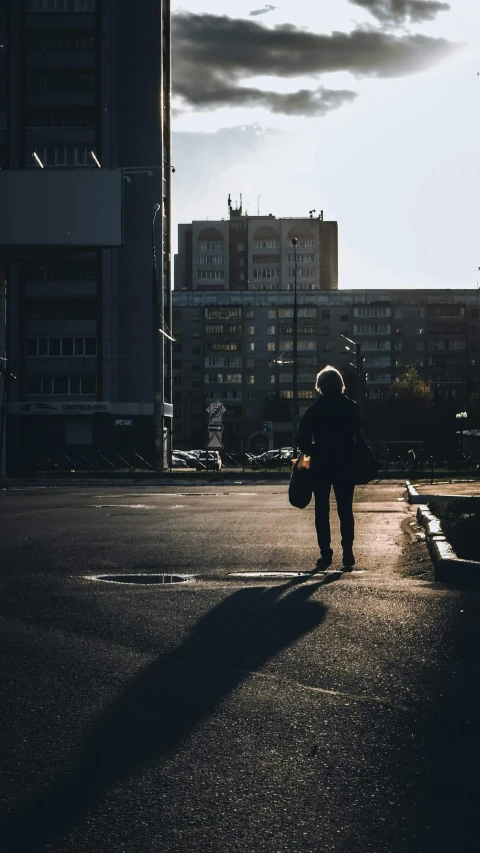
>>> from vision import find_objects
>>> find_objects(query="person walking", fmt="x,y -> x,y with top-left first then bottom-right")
295,365 -> 365,570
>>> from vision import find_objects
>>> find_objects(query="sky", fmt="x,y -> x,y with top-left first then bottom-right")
171,0 -> 479,290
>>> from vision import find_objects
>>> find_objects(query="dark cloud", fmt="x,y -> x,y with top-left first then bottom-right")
348,0 -> 450,26
172,13 -> 459,117
249,4 -> 278,16
175,82 -> 357,116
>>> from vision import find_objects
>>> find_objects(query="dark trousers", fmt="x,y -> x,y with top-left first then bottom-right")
313,479 -> 355,555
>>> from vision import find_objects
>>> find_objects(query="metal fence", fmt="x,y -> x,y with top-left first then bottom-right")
12,446 -> 480,477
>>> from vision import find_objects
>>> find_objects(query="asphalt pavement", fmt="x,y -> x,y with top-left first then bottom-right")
1,481 -> 480,852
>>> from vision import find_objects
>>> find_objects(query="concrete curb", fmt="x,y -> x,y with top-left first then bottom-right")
405,481 -> 424,504
415,503 -> 480,583
405,480 -> 480,505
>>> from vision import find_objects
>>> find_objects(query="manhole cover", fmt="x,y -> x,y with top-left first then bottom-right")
90,573 -> 195,585
228,571 -> 309,579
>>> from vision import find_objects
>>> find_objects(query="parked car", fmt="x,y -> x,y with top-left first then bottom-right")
171,454 -> 188,468
172,450 -> 198,466
252,448 -> 293,469
196,450 -> 222,471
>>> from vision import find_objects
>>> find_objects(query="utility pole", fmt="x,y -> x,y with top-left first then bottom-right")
292,237 -> 298,456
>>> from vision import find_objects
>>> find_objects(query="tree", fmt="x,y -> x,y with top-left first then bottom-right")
391,366 -> 431,400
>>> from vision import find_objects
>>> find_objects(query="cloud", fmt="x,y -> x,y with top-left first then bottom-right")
348,0 -> 450,26
249,4 -> 278,15
172,13 -> 460,116
175,82 -> 358,116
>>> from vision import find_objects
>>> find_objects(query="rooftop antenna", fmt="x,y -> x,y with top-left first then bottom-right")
319,210 -> 324,221
228,194 -> 232,213
257,195 -> 262,216
309,209 -> 316,219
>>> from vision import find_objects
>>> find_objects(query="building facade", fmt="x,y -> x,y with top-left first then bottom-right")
0,0 -> 172,474
175,203 -> 338,294
171,287 -> 480,452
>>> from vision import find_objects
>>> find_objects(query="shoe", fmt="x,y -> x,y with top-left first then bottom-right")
316,551 -> 333,570
342,550 -> 355,569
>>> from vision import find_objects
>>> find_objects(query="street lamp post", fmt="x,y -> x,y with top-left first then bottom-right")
291,238 -> 298,457
456,410 -> 467,461
341,334 -> 365,406
152,202 -> 164,473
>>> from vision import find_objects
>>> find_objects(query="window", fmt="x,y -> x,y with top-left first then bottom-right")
279,389 -> 316,399
394,308 -> 403,318
253,269 -> 278,279
340,315 -> 348,322
197,241 -> 224,251
288,268 -> 313,278
208,342 -> 241,351
246,407 -> 253,418
197,256 -> 224,266
237,244 -> 245,251
287,254 -> 314,263
28,30 -> 95,50
268,326 -> 276,335
353,323 -> 391,335
197,270 -> 224,281
226,324 -> 242,334
354,306 -> 391,318
286,239 -> 314,248
26,375 -> 97,395
33,145 -> 93,167
268,309 -> 276,319
245,310 -> 254,319
394,342 -> 403,351
253,255 -> 280,265
25,299 -> 97,320
247,375 -> 254,384
205,307 -> 240,319
26,1 -> 97,11
247,326 -> 254,335
173,360 -> 182,370
26,109 -> 97,128
267,342 -> 276,351
205,324 -> 223,334
173,342 -> 182,353
246,359 -> 254,369
248,342 -> 255,351
27,70 -> 95,92
255,240 -> 277,249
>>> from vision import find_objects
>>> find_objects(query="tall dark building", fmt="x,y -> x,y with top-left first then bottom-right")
0,0 -> 172,474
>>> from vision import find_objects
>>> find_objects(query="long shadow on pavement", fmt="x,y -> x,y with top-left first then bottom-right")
2,578 -> 327,852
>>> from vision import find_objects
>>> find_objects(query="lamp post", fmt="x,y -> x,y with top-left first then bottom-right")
291,237 -> 298,457
341,334 -> 365,406
152,202 -> 164,473
456,410 -> 467,459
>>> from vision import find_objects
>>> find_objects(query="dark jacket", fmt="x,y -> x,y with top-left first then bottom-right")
296,393 -> 363,481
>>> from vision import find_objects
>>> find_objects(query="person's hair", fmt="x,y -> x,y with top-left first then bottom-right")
315,365 -> 345,395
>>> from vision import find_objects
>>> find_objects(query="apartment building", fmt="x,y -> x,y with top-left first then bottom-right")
0,0 -> 172,474
171,287 -> 480,451
175,202 -> 338,294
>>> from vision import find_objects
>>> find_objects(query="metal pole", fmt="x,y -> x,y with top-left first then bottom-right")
152,203 -> 164,473
292,238 -> 298,457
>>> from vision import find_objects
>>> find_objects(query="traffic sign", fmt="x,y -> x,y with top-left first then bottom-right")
206,402 -> 226,423
208,423 -> 223,432
206,433 -> 224,449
